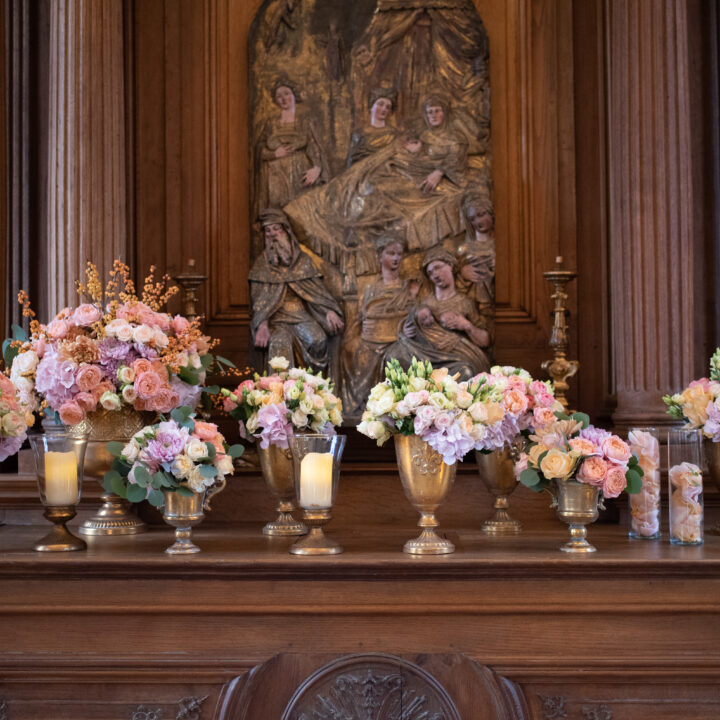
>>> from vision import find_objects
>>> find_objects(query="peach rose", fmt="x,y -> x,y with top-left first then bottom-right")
132,358 -> 153,375
601,435 -> 632,465
58,400 -> 85,426
172,315 -> 190,335
75,392 -> 97,413
46,319 -> 70,340
76,363 -> 104,393
91,381 -> 115,403
504,388 -> 529,416
193,421 -> 219,442
680,385 -> 713,428
135,371 -> 163,399
539,448 -> 575,479
72,303 -> 102,327
533,406 -> 556,428
577,456 -> 607,485
602,465 -> 627,498
527,443 -> 547,468
485,401 -> 505,425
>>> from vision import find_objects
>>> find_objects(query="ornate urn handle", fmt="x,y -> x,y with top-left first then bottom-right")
204,477 -> 227,512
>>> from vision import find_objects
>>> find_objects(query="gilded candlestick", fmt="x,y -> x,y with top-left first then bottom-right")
172,259 -> 206,322
542,256 -> 579,410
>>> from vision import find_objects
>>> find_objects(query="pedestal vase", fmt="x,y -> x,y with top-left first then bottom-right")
257,443 -> 307,536
475,447 -> 522,534
554,478 -> 602,553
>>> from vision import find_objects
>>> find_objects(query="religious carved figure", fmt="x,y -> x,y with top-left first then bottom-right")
389,246 -> 490,379
341,236 -> 419,417
256,78 -> 328,212
346,88 -> 399,167
249,209 -> 344,374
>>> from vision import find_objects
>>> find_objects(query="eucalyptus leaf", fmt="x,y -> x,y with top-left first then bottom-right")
133,465 -> 152,486
204,442 -> 216,459
11,324 -> 27,342
126,483 -> 147,503
111,475 -> 128,497
148,488 -> 165,507
215,354 -> 236,368
106,441 -> 126,457
573,412 -> 590,429
626,469 -> 642,494
227,444 -> 244,459
519,468 -> 542,489
176,485 -> 194,497
202,385 -> 220,394
199,465 -> 217,479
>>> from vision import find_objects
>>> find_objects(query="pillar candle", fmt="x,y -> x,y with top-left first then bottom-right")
299,452 -> 333,509
44,451 -> 78,505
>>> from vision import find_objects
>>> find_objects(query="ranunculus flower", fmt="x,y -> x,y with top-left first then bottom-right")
601,435 -> 632,465
76,363 -> 104,393
58,400 -> 85,426
539,448 -> 575,479
72,303 -> 102,326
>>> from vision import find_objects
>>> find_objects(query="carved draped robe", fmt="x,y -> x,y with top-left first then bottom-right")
249,250 -> 343,373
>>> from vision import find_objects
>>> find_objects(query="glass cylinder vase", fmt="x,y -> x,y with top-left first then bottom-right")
627,427 -> 661,539
667,428 -> 703,546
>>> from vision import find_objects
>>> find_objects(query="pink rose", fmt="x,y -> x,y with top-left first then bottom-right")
58,400 -> 85,426
258,375 -> 282,390
601,435 -> 632,465
35,336 -> 47,357
239,379 -> 254,394
193,421 -> 219,441
223,396 -> 238,413
413,405 -> 438,434
602,465 -> 627,498
46,319 -> 70,340
135,371 -> 163,400
172,315 -> 190,334
514,453 -> 529,479
577,456 -> 607,486
533,406 -> 556,428
75,392 -> 97,413
76,364 -> 104,393
72,303 -> 102,327
689,377 -> 711,391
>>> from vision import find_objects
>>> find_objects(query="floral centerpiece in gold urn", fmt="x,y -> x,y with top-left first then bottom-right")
4,261 -> 225,535
222,356 -> 343,536
663,347 -> 720,533
469,365 -> 560,534
357,357 -> 517,554
104,407 -> 243,553
518,411 -> 643,553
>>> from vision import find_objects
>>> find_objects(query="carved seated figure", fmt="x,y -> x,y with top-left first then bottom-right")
249,209 -> 344,373
388,246 -> 491,380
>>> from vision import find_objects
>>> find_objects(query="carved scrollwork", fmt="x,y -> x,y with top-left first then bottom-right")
581,706 -> 612,720
0,699 -> 7,720
131,706 -> 163,720
282,654 -> 461,720
176,695 -> 209,720
538,695 -> 568,719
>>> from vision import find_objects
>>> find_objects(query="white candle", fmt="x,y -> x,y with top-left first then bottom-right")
299,452 -> 333,509
44,451 -> 78,506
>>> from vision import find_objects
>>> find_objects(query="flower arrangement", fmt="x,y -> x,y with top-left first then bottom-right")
0,373 -> 33,461
103,407 -> 243,507
467,365 -> 561,450
663,347 -> 720,440
517,411 -> 643,498
357,357 -> 537,464
4,261 -> 231,425
221,356 -> 342,449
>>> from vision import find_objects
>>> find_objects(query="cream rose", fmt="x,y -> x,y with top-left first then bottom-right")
122,439 -> 140,464
468,402 -> 489,423
13,350 -> 39,375
100,391 -> 121,411
539,448 -> 575,479
214,454 -> 233,476
186,438 -> 208,462
106,318 -> 133,342
171,454 -> 194,479
269,356 -> 290,371
132,324 -> 155,345
291,409 -> 308,427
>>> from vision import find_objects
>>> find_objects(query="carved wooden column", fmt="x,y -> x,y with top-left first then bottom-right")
46,0 -> 127,312
607,0 -> 699,427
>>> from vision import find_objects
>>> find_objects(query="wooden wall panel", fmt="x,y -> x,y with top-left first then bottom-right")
132,0 -> 580,398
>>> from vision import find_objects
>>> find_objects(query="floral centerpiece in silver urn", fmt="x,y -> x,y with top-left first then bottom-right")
104,407 -> 243,554
517,411 -> 643,553
4,261 -> 226,535
222,356 -> 343,536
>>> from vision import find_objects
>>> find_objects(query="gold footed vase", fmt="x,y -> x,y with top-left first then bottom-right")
704,439 -> 720,535
476,448 -> 522,534
395,434 -> 457,555
162,489 -> 204,554
257,444 -> 307,536
70,407 -> 152,536
553,478 -> 602,553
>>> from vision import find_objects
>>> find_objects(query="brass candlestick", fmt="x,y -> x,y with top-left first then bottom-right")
542,256 -> 579,411
290,508 -> 342,555
34,506 -> 86,552
172,259 -> 207,322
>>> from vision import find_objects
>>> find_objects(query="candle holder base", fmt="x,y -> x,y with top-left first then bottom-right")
290,510 -> 342,555
79,492 -> 147,536
34,506 -> 86,552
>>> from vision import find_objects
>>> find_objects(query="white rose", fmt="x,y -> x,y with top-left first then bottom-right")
291,408 -> 308,427
288,367 -> 303,379
468,402 -> 489,423
152,328 -> 169,348
100,391 -> 121,411
122,439 -> 140,463
13,350 -> 39,374
106,318 -> 133,342
186,438 -> 208,462
269,356 -> 290,371
13,376 -> 34,395
214,454 -> 233,476
171,454 -> 194,479
189,352 -> 202,369
186,467 -> 206,493
429,392 -> 450,409
132,324 -> 154,345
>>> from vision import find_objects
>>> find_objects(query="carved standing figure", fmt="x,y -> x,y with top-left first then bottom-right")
257,78 -> 328,211
389,246 -> 490,379
249,209 -> 344,374
341,235 -> 419,417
